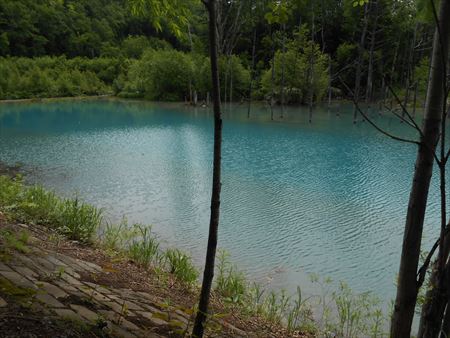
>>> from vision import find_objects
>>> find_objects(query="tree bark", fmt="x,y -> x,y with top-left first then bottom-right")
308,7 -> 315,123
353,2 -> 369,123
365,1 -> 378,113
247,27 -> 257,118
390,0 -> 450,336
327,55 -> 332,113
403,23 -> 418,117
192,0 -> 223,336
280,23 -> 286,118
270,28 -> 275,121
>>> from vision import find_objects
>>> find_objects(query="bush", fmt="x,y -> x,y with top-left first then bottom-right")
118,49 -> 250,102
260,26 -> 329,104
0,56 -> 116,99
128,225 -> 161,267
164,248 -> 198,285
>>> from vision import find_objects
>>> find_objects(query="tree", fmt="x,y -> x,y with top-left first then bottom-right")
192,0 -> 223,336
390,0 -> 450,336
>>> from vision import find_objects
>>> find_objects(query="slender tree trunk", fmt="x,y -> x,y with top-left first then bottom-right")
365,3 -> 378,113
192,0 -> 223,336
308,7 -> 315,123
353,2 -> 369,123
413,82 -> 418,118
229,59 -> 233,104
403,23 -> 418,116
390,1 -> 450,336
280,23 -> 286,118
270,28 -> 275,121
327,55 -> 332,113
247,27 -> 257,118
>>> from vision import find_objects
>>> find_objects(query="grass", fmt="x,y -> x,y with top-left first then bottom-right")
0,229 -> 30,254
0,176 -> 101,243
164,248 -> 198,286
128,225 -> 161,267
0,174 -> 390,336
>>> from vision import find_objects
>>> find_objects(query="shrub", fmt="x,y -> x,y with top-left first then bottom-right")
128,225 -> 161,267
260,26 -> 329,104
56,198 -> 103,243
164,248 -> 198,285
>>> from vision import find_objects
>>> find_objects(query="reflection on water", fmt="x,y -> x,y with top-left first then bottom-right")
0,98 -> 441,304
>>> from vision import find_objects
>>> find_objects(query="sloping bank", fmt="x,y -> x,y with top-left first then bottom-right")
0,171 -> 388,337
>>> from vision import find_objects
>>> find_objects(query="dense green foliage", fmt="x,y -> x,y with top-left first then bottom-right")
0,0 -> 436,105
260,27 -> 329,104
0,57 -> 119,99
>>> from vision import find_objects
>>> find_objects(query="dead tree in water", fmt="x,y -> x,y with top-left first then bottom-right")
353,2 -> 369,123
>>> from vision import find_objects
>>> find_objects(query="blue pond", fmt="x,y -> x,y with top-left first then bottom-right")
0,99 -> 442,303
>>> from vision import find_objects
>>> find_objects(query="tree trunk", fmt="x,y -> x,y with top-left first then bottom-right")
403,23 -> 418,117
308,7 -> 315,123
192,0 -> 223,336
327,55 -> 332,113
247,27 -> 257,118
280,23 -> 286,118
353,2 -> 369,123
412,82 -> 418,118
229,59 -> 233,104
365,2 -> 378,113
270,28 -> 275,121
418,262 -> 449,337
441,299 -> 450,337
390,1 -> 450,336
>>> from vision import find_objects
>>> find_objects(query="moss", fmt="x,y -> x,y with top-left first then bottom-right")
0,277 -> 36,301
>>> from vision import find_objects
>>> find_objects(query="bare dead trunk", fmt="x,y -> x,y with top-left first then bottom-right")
247,27 -> 257,118
327,55 -> 332,113
270,28 -> 275,121
390,1 -> 450,336
353,3 -> 369,123
308,7 -> 315,123
403,23 -> 418,116
280,23 -> 286,118
192,0 -> 223,336
413,82 -> 418,118
229,59 -> 233,104
365,3 -> 378,113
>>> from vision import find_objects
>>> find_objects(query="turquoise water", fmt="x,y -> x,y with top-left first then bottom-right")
0,99 -> 442,303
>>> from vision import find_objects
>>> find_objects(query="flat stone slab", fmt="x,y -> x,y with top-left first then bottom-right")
0,262 -> 13,272
36,293 -> 65,308
53,308 -> 83,322
36,281 -> 68,299
137,311 -> 169,327
13,266 -> 38,280
70,304 -> 99,322
0,230 -> 253,338
0,270 -> 36,289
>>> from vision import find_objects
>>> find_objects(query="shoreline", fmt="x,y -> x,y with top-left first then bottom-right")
0,94 -> 115,104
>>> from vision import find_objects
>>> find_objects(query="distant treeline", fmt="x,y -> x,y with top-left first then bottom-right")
0,38 -> 333,103
0,0 -> 435,105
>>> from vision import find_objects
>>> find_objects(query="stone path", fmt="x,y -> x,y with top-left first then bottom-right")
0,232 -> 246,337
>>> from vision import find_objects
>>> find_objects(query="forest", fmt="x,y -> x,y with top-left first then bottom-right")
1,0 -> 450,337
0,0 -> 434,107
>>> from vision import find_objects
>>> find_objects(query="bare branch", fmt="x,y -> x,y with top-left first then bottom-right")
339,77 -> 422,146
417,224 -> 450,288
